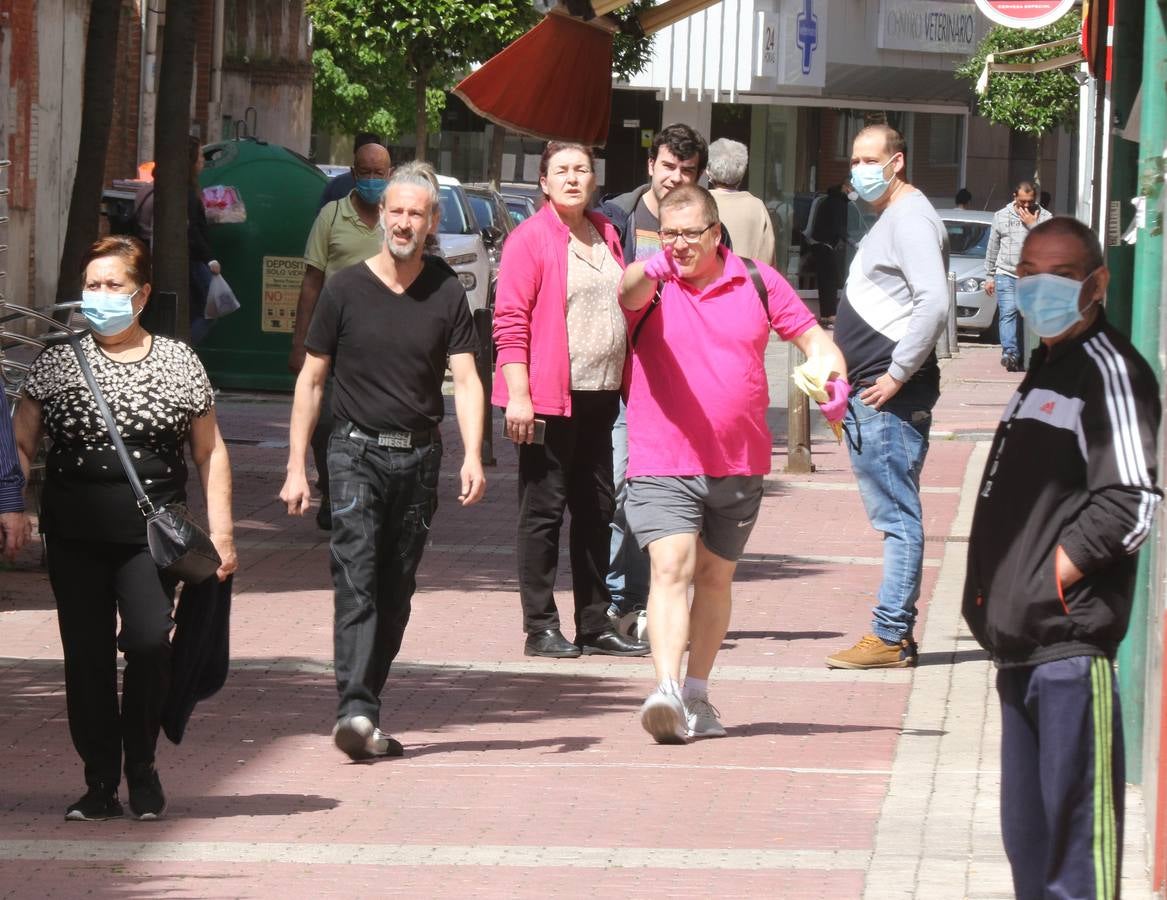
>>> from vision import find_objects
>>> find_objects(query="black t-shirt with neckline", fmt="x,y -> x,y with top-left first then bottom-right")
305,258 -> 478,434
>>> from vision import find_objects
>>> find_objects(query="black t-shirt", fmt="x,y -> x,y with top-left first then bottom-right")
306,258 -> 478,433
24,334 -> 214,543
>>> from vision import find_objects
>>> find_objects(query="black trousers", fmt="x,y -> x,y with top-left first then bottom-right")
516,390 -> 618,638
328,428 -> 441,724
810,243 -> 840,318
998,656 -> 1124,900
47,536 -> 176,790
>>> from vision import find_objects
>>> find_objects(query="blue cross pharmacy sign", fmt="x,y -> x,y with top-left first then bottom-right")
756,0 -> 828,88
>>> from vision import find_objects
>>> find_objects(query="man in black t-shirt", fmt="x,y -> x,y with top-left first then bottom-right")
280,169 -> 485,761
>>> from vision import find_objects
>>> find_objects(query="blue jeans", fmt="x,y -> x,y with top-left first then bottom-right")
328,426 -> 441,724
995,274 -> 1019,357
605,400 -> 650,615
843,393 -> 935,643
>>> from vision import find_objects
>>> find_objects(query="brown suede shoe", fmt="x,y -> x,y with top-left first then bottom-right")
826,633 -> 917,669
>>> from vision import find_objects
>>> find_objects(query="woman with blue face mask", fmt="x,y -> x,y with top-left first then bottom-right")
12,236 -> 237,824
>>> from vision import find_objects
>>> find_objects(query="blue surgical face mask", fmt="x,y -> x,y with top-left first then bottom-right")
850,156 -> 897,203
81,289 -> 140,336
354,178 -> 387,204
1016,271 -> 1098,338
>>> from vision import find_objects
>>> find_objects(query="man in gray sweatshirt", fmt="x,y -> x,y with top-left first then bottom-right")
825,124 -> 950,670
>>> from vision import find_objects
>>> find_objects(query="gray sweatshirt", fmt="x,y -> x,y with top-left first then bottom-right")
985,202 -> 1052,278
834,190 -> 951,400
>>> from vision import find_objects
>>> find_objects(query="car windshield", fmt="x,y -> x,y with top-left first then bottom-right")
438,185 -> 475,235
505,199 -> 533,224
467,195 -> 497,230
945,221 -> 991,257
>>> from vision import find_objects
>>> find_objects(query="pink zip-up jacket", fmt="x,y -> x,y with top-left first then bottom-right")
491,201 -> 625,417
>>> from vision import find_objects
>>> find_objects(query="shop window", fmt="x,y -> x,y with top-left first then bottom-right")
834,111 -> 867,159
928,115 -> 962,166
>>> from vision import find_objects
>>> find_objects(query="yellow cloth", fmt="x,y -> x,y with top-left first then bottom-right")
792,356 -> 844,443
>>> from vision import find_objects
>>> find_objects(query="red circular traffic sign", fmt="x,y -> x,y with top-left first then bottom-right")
975,0 -> 1074,28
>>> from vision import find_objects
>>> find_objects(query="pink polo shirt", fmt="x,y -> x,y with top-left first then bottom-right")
625,249 -> 816,478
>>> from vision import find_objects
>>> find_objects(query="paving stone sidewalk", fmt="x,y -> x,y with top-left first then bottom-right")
0,342 -> 1151,898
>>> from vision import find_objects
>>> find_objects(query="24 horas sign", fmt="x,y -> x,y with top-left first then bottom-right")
974,0 -> 1074,28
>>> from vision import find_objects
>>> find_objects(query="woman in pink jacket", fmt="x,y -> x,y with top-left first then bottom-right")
493,142 -> 649,659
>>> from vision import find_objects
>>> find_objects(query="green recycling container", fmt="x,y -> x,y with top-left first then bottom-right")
196,138 -> 326,390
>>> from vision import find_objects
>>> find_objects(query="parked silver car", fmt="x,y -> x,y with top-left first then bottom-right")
436,175 -> 492,312
937,209 -> 998,341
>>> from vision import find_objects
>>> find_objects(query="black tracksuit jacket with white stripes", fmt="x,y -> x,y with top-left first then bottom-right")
963,313 -> 1162,667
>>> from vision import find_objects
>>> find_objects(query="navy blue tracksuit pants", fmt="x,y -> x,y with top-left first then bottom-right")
997,656 -> 1124,900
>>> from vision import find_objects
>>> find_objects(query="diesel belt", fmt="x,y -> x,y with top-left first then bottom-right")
341,421 -> 438,449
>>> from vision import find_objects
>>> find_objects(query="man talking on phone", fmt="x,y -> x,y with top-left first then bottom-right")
985,181 -> 1052,371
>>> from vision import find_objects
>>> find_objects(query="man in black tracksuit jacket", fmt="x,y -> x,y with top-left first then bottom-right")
962,218 -> 1161,900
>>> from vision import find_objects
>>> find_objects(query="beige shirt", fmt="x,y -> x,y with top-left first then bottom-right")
303,193 -> 383,280
711,188 -> 776,266
565,223 -> 625,391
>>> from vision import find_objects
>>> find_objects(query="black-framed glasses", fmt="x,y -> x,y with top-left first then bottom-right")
658,222 -> 716,244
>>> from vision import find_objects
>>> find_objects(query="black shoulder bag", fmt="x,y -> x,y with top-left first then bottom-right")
70,338 -> 221,584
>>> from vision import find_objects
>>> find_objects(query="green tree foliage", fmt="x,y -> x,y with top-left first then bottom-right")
308,1 -> 656,154
955,12 -> 1082,137
308,0 -> 538,157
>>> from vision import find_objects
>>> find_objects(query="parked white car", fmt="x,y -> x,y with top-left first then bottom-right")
937,209 -> 999,341
436,174 -> 492,312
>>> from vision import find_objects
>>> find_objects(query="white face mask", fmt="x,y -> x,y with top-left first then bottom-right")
80,289 -> 141,336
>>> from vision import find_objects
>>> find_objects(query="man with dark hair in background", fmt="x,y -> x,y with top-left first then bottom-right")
985,180 -> 1052,372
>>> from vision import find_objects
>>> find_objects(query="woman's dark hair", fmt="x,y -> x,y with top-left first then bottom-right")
80,235 -> 152,287
538,142 -> 595,196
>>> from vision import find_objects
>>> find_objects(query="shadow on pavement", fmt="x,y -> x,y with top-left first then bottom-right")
725,629 -> 845,641
725,721 -> 908,737
178,793 -> 340,818
916,648 -> 990,666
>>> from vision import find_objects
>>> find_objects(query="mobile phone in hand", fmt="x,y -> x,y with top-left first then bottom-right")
508,419 -> 547,444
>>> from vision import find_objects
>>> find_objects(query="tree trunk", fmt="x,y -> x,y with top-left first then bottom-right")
153,0 -> 199,340
486,124 -> 507,189
54,0 -> 124,307
414,73 -> 428,162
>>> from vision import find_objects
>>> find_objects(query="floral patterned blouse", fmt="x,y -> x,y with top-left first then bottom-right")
23,334 -> 214,542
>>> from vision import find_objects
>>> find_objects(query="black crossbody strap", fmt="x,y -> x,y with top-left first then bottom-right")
631,258 -> 770,348
742,257 -> 770,319
630,286 -> 662,348
68,337 -> 154,516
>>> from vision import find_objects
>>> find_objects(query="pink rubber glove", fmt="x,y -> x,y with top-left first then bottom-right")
818,377 -> 850,424
643,249 -> 680,282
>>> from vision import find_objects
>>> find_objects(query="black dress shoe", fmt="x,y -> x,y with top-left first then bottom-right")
524,628 -> 581,658
577,628 -> 650,657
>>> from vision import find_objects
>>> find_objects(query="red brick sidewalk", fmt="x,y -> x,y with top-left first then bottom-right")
0,343 -> 1029,898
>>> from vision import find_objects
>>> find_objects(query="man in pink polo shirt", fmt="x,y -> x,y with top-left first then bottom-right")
621,185 -> 849,744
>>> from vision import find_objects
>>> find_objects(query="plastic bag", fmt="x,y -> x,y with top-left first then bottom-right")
202,185 -> 247,224
205,274 -> 241,319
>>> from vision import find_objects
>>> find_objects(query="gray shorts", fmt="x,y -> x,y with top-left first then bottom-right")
624,475 -> 765,562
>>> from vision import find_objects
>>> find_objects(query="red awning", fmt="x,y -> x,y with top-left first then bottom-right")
453,10 -> 614,146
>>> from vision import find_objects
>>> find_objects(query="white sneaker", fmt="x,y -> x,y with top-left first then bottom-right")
685,695 -> 727,738
617,609 -> 649,644
640,683 -> 687,745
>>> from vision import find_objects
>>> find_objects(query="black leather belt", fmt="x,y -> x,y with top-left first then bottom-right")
340,421 -> 438,449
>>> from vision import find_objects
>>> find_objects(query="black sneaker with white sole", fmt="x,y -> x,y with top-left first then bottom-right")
65,786 -> 124,822
126,765 -> 167,820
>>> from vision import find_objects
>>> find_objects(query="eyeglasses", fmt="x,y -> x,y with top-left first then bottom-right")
658,222 -> 716,244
